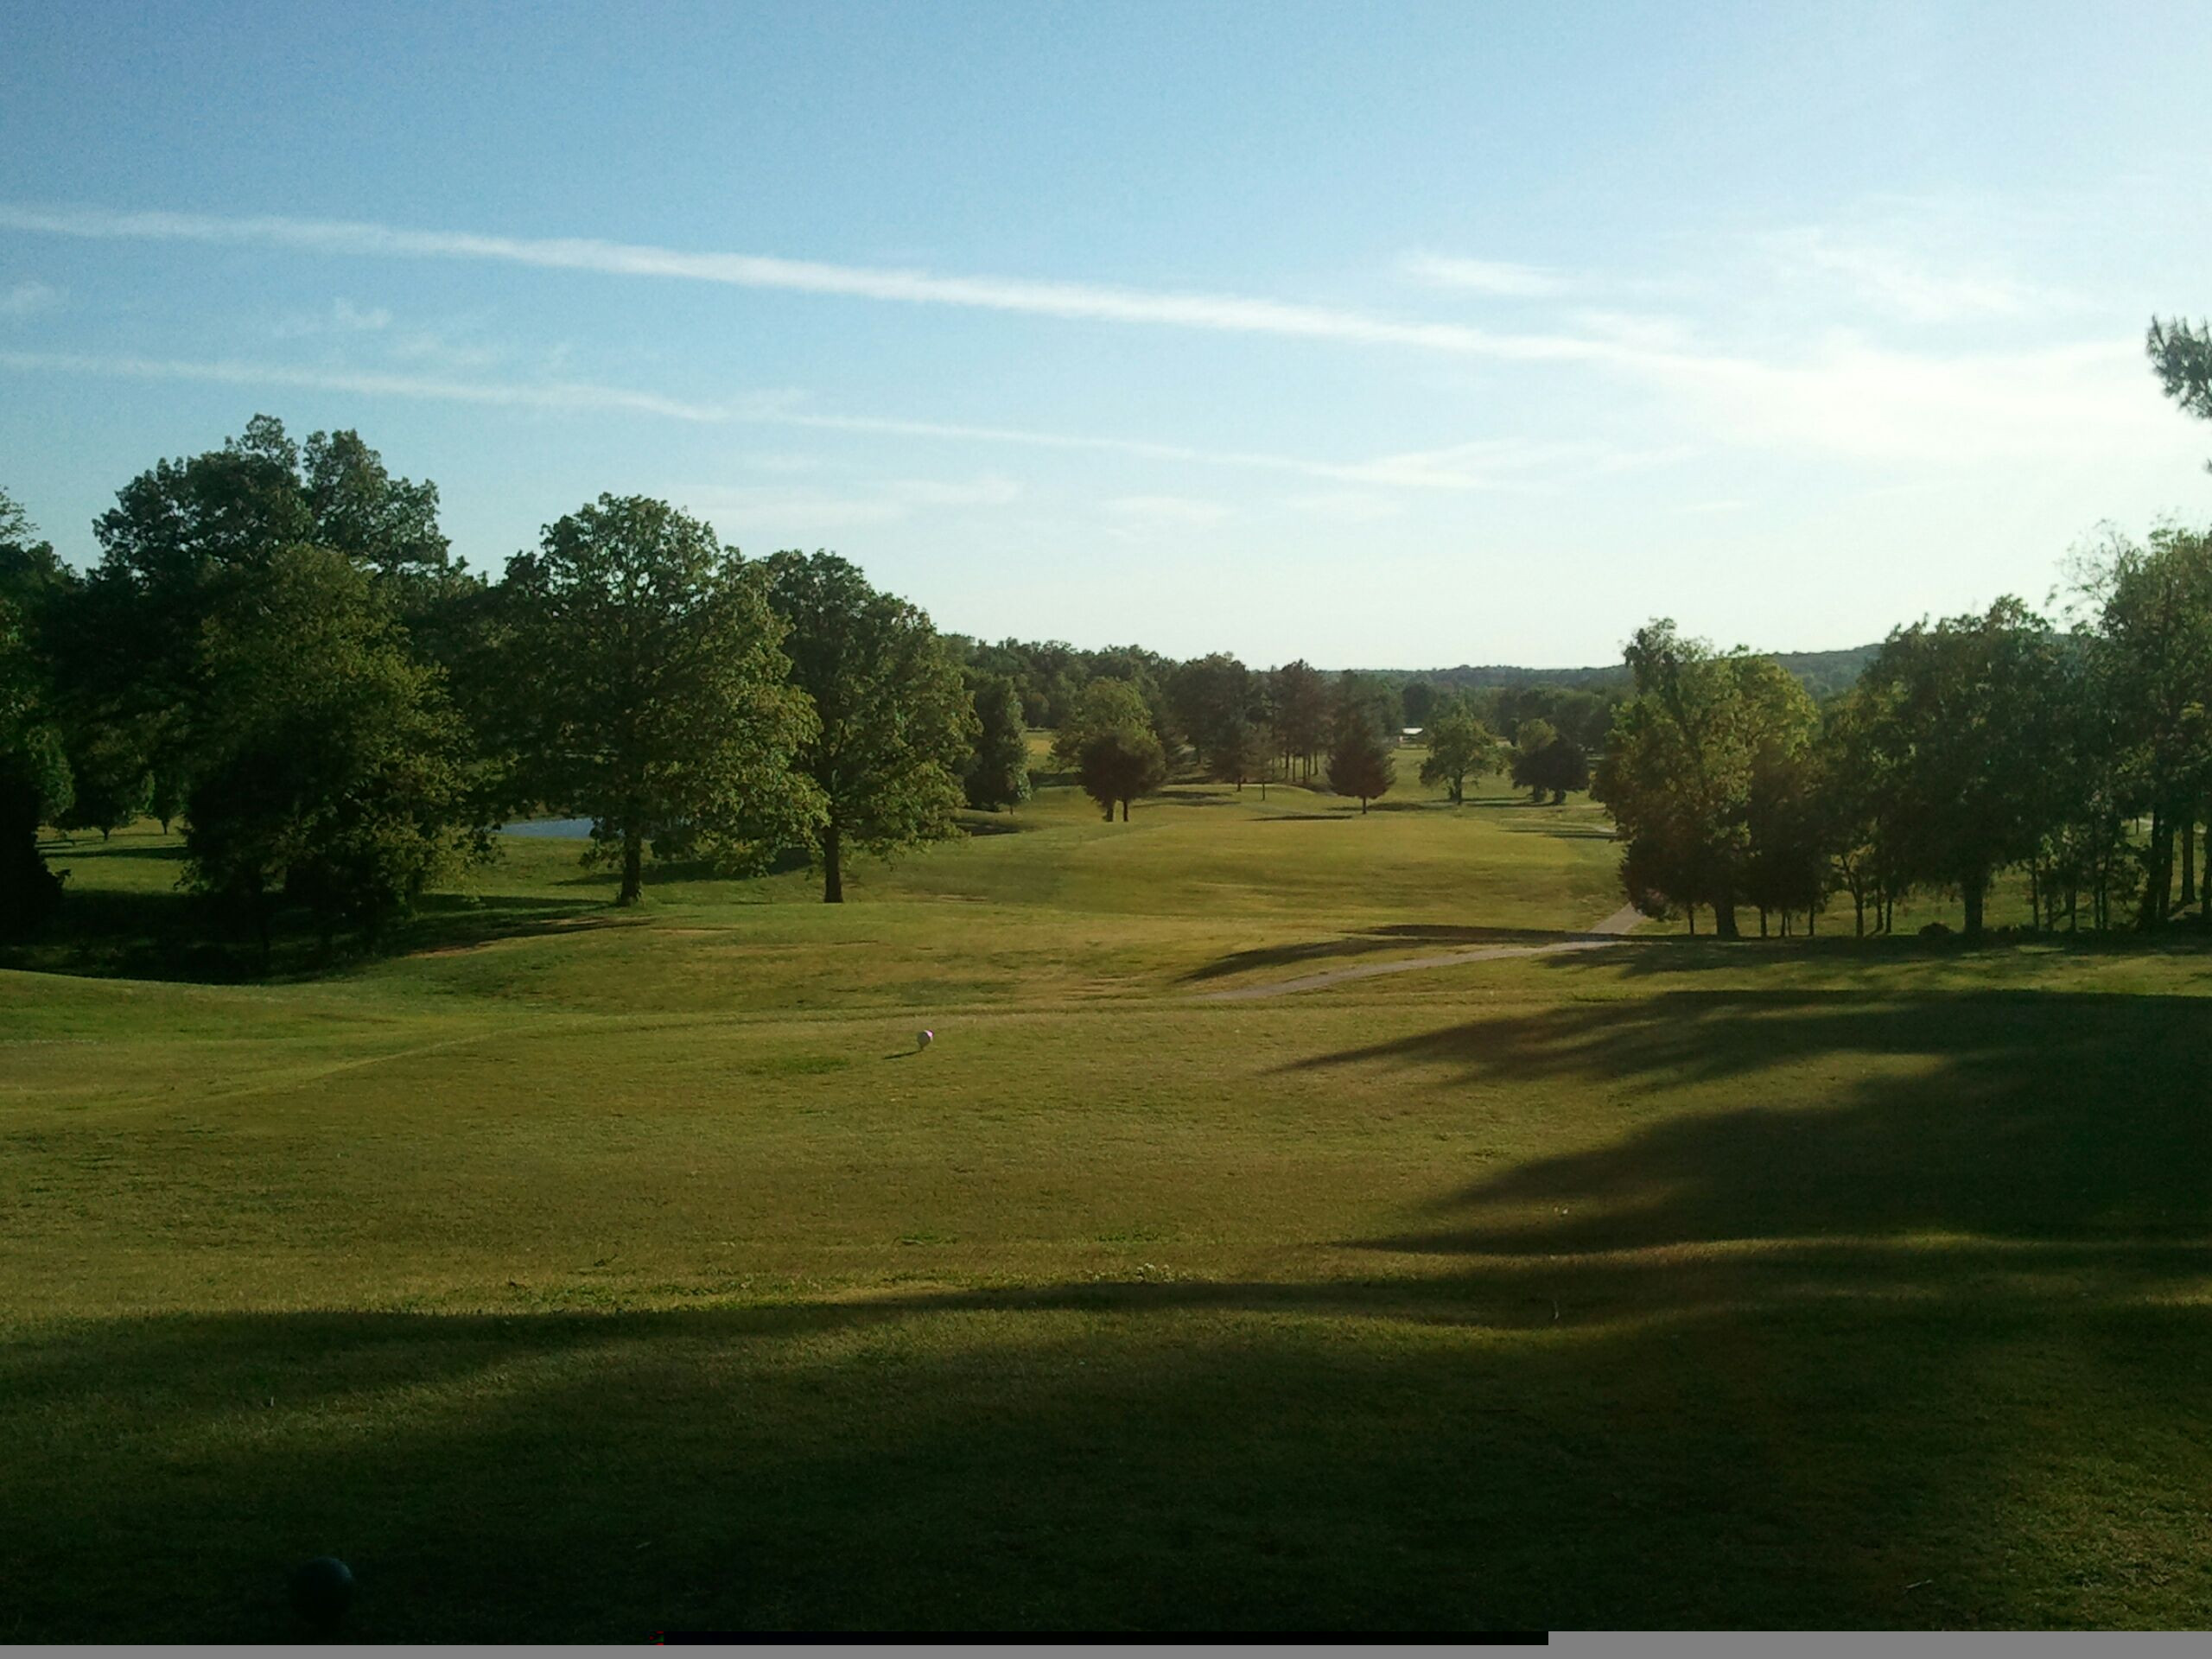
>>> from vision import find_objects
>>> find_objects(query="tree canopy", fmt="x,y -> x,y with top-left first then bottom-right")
1418,697 -> 1495,804
185,545 -> 486,953
963,673 -> 1032,812
503,497 -> 820,906
760,550 -> 977,902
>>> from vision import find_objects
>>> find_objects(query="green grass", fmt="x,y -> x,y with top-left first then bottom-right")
5,771 -> 2212,1636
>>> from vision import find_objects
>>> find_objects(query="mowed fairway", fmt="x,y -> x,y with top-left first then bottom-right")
6,772 -> 2212,1637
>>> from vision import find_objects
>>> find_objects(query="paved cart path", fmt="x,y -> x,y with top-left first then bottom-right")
1197,903 -> 1646,1001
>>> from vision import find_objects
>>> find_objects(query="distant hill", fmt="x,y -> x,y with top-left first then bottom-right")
1373,643 -> 1882,702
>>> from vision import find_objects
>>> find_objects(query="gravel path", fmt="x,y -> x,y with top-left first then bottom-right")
1196,903 -> 1646,1001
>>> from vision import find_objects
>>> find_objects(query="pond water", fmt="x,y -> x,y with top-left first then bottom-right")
501,817 -> 596,839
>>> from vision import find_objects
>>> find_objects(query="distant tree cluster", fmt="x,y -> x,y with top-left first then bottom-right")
0,417 -> 982,951
16,312 -> 2211,952
1592,321 -> 2212,940
1599,540 -> 2212,939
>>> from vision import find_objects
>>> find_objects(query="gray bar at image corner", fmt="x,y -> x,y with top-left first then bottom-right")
1555,1635 -> 2212,1659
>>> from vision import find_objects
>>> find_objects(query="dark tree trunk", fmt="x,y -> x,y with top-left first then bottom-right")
2144,807 -> 2171,928
1961,873 -> 1985,938
1711,896 -> 1740,939
1120,798 -> 1129,822
1758,906 -> 1768,938
618,825 -> 645,907
822,822 -> 843,902
1853,889 -> 1866,937
2183,816 -> 2197,908
1686,905 -> 1696,938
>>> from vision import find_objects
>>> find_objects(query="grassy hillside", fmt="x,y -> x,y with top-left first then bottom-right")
5,767 -> 2210,1636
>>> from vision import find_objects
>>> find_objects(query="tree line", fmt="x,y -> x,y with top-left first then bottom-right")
1599,539 -> 2212,941
1596,317 -> 2212,941
3,416 -> 1575,954
0,416 -> 999,951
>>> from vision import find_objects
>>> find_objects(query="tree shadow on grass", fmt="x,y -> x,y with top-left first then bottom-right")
1287,988 -> 2212,1253
40,840 -> 190,862
1181,924 -> 1600,983
1146,790 -> 1240,808
6,1236 -> 2209,1637
0,887 -> 614,985
10,987 -> 2212,1634
1529,926 -> 2212,980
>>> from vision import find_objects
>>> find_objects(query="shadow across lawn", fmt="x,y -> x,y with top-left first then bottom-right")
0,884 -> 613,984
1181,923 -> 1598,983
1288,988 -> 2212,1253
1529,925 -> 2212,980
9,982 -> 2212,1635
5,1236 -> 2209,1637
38,839 -> 190,862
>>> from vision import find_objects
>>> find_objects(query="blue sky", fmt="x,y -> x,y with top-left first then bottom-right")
4,0 -> 2210,665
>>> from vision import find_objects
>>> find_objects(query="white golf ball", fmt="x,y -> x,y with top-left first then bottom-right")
917,1028 -> 934,1050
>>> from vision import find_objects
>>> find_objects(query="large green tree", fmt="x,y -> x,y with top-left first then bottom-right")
503,498 -> 819,906
1738,674 -> 1829,934
1817,686 -> 1906,937
1509,718 -> 1591,804
0,594 -> 72,934
2074,524 -> 2212,926
1050,677 -> 1167,819
1853,599 -> 2066,938
1418,696 -> 1496,804
963,672 -> 1032,811
1050,677 -> 1158,771
1595,622 -> 1815,938
54,726 -> 150,842
0,488 -> 75,620
76,416 -> 467,802
760,550 -> 977,903
1077,725 -> 1168,821
1167,652 -> 1252,774
1325,698 -> 1395,813
0,493 -> 76,933
183,546 -> 485,956
1269,659 -> 1330,781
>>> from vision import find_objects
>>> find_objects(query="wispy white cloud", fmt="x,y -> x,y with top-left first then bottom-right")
1763,228 -> 2067,322
9,329 -> 2165,486
0,347 -> 1603,493
1287,490 -> 1406,523
6,202 -> 2160,474
0,348 -> 730,421
683,474 -> 1022,530
739,403 -> 1604,491
1649,336 -> 2181,463
273,296 -> 393,338
0,202 -> 1630,365
0,279 -> 62,317
1105,494 -> 1233,527
1401,252 -> 1567,296
893,476 -> 1022,507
